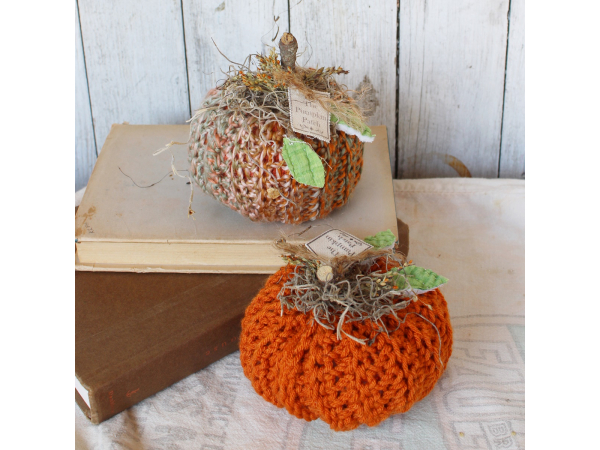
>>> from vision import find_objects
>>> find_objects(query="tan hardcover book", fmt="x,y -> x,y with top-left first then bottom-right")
75,125 -> 397,273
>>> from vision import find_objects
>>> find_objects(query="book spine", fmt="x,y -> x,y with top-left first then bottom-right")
79,313 -> 244,424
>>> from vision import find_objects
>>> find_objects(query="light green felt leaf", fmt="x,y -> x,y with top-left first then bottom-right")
391,265 -> 448,292
391,270 -> 408,290
282,137 -> 325,188
360,127 -> 374,138
364,229 -> 396,248
331,114 -> 374,138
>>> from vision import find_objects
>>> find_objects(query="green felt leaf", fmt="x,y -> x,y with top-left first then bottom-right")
361,127 -> 374,138
390,265 -> 448,292
282,137 -> 325,188
331,114 -> 374,138
391,270 -> 408,290
364,229 -> 397,249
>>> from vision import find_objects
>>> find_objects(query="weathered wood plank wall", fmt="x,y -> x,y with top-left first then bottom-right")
398,0 -> 510,178
182,0 -> 289,113
291,0 -> 398,172
77,0 -> 190,160
75,0 -> 524,188
500,0 -> 525,178
75,1 -> 96,191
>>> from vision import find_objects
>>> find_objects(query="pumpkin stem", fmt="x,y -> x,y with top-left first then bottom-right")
279,32 -> 298,72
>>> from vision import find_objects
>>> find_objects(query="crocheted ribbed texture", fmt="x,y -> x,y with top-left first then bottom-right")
240,265 -> 453,431
188,92 -> 364,224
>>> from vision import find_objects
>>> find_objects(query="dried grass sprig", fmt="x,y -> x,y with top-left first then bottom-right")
204,45 -> 369,141
274,238 -> 425,345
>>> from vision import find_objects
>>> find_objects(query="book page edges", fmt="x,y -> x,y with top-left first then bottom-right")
76,241 -> 283,273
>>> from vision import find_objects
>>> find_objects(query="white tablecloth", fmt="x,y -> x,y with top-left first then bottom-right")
76,178 -> 525,450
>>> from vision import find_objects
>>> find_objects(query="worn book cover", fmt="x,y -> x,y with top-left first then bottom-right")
75,270 -> 268,424
75,124 -> 397,273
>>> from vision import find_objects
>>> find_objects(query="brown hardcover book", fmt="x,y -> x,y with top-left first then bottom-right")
75,270 -> 268,424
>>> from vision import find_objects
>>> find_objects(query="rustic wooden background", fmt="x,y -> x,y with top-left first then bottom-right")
75,0 -> 524,190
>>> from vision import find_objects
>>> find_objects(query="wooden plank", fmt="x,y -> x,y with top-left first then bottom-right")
78,0 -> 190,153
75,1 -> 96,191
182,0 -> 289,111
290,0 -> 398,173
499,0 -> 525,178
398,0 -> 510,178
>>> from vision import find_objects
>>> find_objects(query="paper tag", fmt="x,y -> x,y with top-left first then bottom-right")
305,229 -> 373,258
288,88 -> 330,142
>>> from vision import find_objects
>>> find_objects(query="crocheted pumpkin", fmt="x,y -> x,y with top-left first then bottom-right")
188,91 -> 364,224
240,265 -> 453,431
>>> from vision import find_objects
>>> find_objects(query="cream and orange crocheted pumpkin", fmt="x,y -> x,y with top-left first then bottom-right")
188,90 -> 364,224
239,264 -> 453,431
187,32 -> 372,224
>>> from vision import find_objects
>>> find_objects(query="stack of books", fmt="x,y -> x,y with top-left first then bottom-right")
75,124 -> 398,423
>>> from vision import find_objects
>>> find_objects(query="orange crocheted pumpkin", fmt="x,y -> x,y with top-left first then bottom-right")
240,265 -> 453,431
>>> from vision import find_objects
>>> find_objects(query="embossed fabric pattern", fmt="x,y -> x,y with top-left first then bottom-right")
239,265 -> 453,432
188,92 -> 364,224
75,179 -> 525,449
